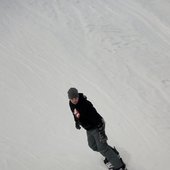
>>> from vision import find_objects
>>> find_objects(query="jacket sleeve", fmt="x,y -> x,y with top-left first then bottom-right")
86,100 -> 100,116
85,100 -> 103,124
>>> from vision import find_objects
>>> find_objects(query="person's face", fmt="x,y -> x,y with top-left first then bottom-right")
70,97 -> 79,105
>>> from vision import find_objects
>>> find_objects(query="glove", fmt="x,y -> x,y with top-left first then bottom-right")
98,119 -> 108,142
75,121 -> 81,130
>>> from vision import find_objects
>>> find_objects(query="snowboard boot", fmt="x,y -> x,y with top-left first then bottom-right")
104,158 -> 114,170
104,158 -> 127,170
104,147 -> 127,170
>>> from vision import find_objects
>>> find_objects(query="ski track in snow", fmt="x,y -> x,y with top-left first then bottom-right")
0,0 -> 170,170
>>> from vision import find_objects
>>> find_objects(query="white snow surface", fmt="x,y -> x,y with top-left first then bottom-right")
0,0 -> 170,170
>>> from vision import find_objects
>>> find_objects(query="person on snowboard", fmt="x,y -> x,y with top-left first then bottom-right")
68,87 -> 126,170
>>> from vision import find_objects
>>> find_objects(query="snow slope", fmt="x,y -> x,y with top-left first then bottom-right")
0,0 -> 170,170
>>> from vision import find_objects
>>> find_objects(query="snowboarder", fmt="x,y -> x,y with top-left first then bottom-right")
68,87 -> 126,170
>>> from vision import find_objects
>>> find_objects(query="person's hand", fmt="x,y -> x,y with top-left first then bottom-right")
75,122 -> 81,130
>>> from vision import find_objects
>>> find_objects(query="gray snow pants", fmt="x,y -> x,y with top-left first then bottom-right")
86,128 -> 123,169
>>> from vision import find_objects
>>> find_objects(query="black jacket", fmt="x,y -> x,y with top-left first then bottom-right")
69,93 -> 103,130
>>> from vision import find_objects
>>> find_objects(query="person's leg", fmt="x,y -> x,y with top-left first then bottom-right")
92,128 -> 123,169
86,130 -> 98,151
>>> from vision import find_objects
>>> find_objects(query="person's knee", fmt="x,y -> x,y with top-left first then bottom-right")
99,147 -> 108,155
88,143 -> 98,151
98,143 -> 109,155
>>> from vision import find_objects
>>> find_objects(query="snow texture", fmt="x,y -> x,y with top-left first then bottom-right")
0,0 -> 170,170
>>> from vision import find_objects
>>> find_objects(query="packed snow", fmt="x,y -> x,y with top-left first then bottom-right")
0,0 -> 170,170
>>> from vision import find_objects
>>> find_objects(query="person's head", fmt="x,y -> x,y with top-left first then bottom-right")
68,87 -> 79,104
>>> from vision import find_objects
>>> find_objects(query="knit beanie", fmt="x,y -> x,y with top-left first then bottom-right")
68,87 -> 79,99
